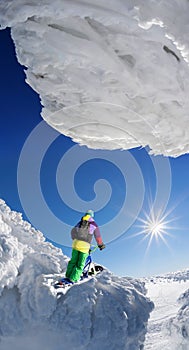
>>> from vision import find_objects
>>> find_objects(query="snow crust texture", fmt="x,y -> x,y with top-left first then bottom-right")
1,0 -> 189,156
0,200 -> 153,350
174,289 -> 189,348
143,272 -> 189,350
166,271 -> 189,350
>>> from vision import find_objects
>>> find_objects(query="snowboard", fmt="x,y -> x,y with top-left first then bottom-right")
54,264 -> 103,290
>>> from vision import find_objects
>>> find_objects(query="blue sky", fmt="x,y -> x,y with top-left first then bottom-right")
1,28 -> 189,278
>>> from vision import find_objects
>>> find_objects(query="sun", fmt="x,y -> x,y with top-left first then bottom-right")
147,221 -> 165,236
131,207 -> 176,254
142,215 -> 168,238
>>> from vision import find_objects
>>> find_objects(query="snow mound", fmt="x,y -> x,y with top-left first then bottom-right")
1,0 -> 189,156
166,271 -> 189,350
0,199 -> 153,350
143,270 -> 189,350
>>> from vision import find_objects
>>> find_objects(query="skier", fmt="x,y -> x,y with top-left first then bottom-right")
65,210 -> 105,283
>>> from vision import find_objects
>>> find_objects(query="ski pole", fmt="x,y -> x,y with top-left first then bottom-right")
89,245 -> 98,254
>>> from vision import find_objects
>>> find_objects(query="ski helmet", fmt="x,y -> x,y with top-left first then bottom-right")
86,209 -> 94,218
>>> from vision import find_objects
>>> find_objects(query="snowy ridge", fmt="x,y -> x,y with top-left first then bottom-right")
0,200 -> 153,350
143,268 -> 189,284
1,0 -> 189,156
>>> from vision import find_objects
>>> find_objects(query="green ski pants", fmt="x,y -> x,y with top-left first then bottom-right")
66,249 -> 88,282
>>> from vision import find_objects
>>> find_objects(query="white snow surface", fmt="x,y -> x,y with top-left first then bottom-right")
1,0 -> 189,156
143,271 -> 189,350
0,199 -> 153,350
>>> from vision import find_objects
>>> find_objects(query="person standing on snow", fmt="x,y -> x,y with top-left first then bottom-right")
66,209 -> 105,283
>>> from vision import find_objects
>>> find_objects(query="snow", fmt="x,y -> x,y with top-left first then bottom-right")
143,271 -> 189,350
2,199 -> 189,349
1,1 -> 189,347
168,273 -> 189,350
0,200 -> 153,350
1,0 -> 189,156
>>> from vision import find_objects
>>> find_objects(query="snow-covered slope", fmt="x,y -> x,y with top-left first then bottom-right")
143,271 -> 189,350
0,200 -> 153,350
1,0 -> 189,156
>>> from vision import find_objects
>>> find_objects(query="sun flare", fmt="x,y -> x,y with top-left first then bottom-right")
142,217 -> 167,238
131,206 -> 177,254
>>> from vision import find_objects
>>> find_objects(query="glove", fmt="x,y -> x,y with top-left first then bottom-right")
98,243 -> 106,250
